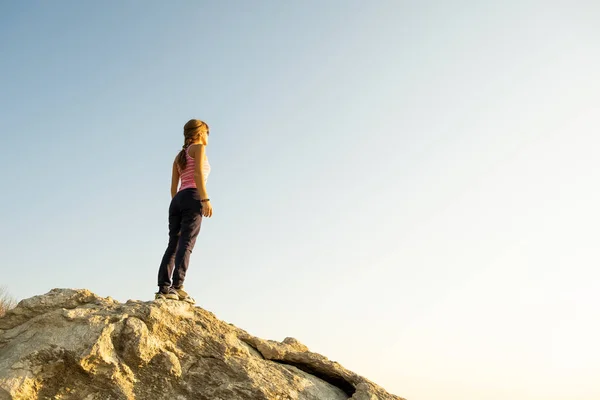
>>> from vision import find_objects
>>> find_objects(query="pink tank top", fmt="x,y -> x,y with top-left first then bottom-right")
179,147 -> 210,191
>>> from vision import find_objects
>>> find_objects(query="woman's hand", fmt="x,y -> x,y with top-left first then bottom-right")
201,200 -> 213,218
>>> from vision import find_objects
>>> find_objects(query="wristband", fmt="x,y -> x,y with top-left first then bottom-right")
200,198 -> 210,203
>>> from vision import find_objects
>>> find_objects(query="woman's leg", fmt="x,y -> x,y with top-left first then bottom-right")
157,197 -> 182,291
172,190 -> 202,288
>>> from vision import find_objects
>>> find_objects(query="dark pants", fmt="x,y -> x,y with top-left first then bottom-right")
157,188 -> 203,290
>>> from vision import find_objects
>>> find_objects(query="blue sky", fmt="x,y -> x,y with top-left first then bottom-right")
1,2 -> 600,399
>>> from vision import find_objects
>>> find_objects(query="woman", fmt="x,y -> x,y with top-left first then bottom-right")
156,119 -> 213,303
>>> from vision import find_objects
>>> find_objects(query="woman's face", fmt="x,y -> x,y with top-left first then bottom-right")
200,130 -> 209,145
200,127 -> 209,145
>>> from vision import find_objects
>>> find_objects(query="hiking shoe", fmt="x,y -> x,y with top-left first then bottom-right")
155,287 -> 179,300
173,286 -> 195,304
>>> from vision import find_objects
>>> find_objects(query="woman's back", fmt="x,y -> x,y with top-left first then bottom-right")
178,144 -> 211,191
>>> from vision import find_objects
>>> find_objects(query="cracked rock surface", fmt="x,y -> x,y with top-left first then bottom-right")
0,289 -> 405,400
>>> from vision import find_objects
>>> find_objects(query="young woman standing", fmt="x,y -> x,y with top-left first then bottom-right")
156,119 -> 213,302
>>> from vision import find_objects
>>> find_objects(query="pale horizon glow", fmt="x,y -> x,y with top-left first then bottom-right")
1,2 -> 599,399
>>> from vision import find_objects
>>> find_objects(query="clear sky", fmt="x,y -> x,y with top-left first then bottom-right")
1,1 -> 599,399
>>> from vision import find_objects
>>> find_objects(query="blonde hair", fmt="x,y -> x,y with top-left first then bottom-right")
176,119 -> 209,170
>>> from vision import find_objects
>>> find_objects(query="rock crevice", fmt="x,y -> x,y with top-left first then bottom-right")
238,335 -> 357,397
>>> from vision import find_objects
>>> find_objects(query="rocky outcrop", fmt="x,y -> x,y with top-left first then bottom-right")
0,289 -> 404,400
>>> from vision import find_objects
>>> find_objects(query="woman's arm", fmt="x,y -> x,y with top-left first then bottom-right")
194,145 -> 209,200
194,144 -> 212,217
170,158 -> 180,198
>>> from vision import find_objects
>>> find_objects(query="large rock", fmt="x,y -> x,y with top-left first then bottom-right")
0,289 -> 404,400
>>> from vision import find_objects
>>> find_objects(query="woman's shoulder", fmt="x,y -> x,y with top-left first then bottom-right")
188,143 -> 205,159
